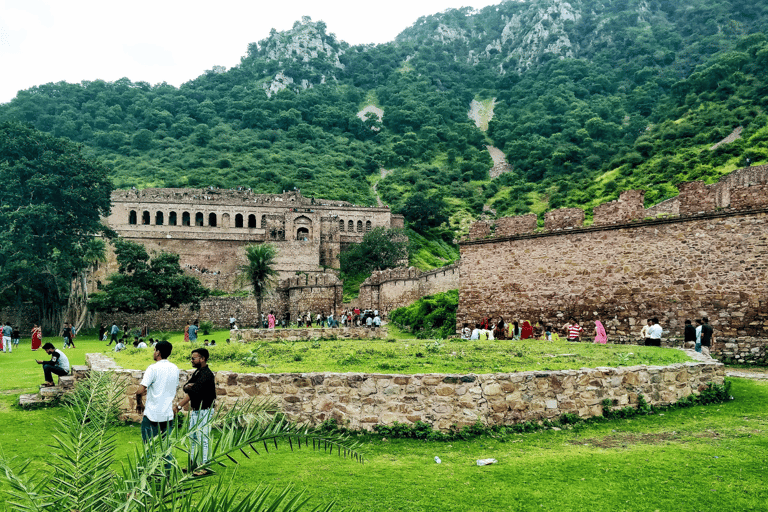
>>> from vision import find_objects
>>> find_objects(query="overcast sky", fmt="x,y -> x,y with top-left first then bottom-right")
0,0 -> 503,105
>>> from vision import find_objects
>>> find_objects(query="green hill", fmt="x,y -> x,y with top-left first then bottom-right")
2,0 -> 768,265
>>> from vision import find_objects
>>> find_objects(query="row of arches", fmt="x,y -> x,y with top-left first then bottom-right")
339,219 -> 372,233
129,210 -> 376,234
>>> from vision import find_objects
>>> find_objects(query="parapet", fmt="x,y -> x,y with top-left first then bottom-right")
544,208 -> 584,231
593,190 -> 646,226
467,220 -> 492,240
111,188 -> 355,208
361,267 -> 422,286
677,181 -> 718,215
494,214 -> 537,237
282,273 -> 342,289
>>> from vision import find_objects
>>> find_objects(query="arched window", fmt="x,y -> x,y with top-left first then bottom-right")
208,213 -> 217,227
248,214 -> 256,228
155,212 -> 164,225
142,211 -> 150,225
129,210 -> 137,225
339,219 -> 344,231
366,220 -> 372,232
169,212 -> 177,226
261,214 -> 267,228
182,212 -> 191,226
195,212 -> 204,226
297,227 -> 309,240
235,214 -> 243,228
357,220 -> 363,233
348,220 -> 354,232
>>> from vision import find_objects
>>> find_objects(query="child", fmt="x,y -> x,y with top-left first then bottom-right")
545,326 -> 552,341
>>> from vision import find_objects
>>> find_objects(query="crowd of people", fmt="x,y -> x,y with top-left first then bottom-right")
225,308 -> 382,330
461,315 -> 716,352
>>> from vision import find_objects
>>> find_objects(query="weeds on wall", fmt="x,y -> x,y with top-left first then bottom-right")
317,381 -> 733,441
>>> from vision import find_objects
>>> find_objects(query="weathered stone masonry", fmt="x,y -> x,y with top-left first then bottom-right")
459,166 -> 768,338
81,354 -> 723,430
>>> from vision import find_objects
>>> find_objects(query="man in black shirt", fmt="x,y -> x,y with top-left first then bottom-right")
700,317 -> 714,357
683,319 -> 697,348
174,348 -> 216,474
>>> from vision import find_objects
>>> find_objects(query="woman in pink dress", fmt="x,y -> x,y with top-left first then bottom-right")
31,324 -> 42,350
267,311 -> 276,329
594,320 -> 607,344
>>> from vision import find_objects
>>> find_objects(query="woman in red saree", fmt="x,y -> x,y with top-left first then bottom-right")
521,321 -> 533,340
31,324 -> 42,350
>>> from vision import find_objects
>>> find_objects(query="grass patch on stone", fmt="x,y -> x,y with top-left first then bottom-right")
107,330 -> 692,374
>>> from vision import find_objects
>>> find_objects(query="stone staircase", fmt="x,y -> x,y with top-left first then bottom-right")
19,365 -> 90,407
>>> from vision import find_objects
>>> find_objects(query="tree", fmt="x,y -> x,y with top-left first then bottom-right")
237,244 -> 279,321
89,238 -> 210,314
400,192 -> 449,231
339,227 -> 409,277
0,122 -> 112,331
0,372 -> 360,511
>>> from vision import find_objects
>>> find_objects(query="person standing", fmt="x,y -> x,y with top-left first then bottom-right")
31,324 -> 42,351
640,320 -> 651,345
694,319 -> 703,353
36,342 -> 70,386
267,311 -> 276,329
684,320 -> 697,349
188,320 -> 199,343
174,348 -> 216,475
136,341 -> 180,455
108,322 -> 120,346
700,317 -> 714,357
229,315 -> 236,329
2,322 -> 12,353
647,318 -> 662,347
11,325 -> 20,348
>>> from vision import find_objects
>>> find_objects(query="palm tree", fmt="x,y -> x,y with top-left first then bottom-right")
237,244 -> 279,322
0,372 -> 360,511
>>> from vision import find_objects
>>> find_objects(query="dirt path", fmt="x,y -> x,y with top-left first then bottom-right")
373,168 -> 392,207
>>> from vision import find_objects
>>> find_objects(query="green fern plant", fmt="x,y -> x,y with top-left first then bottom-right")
0,371 -> 361,511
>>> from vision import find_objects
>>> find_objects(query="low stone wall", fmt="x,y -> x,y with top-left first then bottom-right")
712,337 -> 768,364
81,354 -> 723,430
233,326 -> 387,342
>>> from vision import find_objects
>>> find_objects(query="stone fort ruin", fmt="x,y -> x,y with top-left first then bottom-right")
458,165 -> 768,340
102,187 -> 404,291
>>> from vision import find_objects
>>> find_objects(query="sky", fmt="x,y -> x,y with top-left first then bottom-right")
0,0 -> 503,104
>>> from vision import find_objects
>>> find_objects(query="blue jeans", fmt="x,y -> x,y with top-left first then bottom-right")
695,342 -> 702,353
141,416 -> 174,470
188,408 -> 213,467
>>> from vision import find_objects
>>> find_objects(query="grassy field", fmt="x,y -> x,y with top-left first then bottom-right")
2,333 -> 764,511
104,329 -> 692,375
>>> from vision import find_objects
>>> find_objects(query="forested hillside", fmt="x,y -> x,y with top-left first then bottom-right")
2,0 -> 768,262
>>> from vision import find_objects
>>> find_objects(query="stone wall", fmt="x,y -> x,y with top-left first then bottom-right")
593,190 -> 646,226
81,354 -> 723,430
495,214 -> 537,237
459,210 -> 768,338
98,275 -> 343,331
544,208 -> 584,231
233,326 -> 387,342
712,337 -> 768,365
356,263 -> 460,316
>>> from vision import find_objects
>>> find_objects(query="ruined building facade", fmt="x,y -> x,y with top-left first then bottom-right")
102,188 -> 404,292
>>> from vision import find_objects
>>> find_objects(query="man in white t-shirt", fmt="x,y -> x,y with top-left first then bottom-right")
646,318 -> 663,347
136,341 -> 180,447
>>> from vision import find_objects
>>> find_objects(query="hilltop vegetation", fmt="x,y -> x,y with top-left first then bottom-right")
2,0 -> 768,260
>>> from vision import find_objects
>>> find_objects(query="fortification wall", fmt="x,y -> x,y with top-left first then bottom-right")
82,355 -> 723,430
459,210 -> 768,338
356,264 -> 460,315
234,326 -> 386,342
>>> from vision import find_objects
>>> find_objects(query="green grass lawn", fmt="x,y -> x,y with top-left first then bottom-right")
2,333 -> 761,511
104,329 -> 693,375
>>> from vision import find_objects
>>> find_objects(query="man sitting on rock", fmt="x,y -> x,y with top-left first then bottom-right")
36,342 -> 70,387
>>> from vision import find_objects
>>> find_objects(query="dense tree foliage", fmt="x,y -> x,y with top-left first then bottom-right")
0,122 -> 112,329
2,0 -> 768,255
390,289 -> 458,339
89,238 -> 209,313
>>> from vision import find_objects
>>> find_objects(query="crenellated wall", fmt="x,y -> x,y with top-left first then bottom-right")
356,263 -> 460,316
592,190 -> 646,226
458,167 -> 768,339
544,208 -> 585,231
